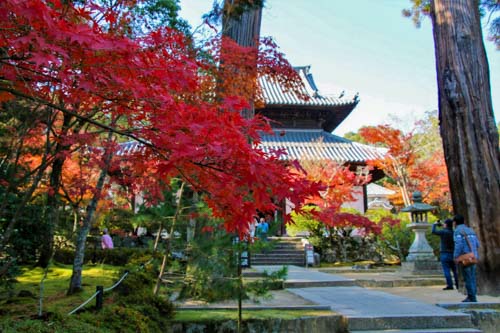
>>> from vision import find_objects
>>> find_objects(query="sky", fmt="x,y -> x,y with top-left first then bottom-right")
179,0 -> 499,136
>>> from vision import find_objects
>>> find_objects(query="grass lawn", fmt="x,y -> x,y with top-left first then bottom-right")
174,309 -> 335,322
1,263 -> 336,332
1,263 -> 120,317
2,264 -> 326,318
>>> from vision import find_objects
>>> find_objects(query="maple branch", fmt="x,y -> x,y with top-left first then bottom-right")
0,86 -> 168,158
190,160 -> 231,174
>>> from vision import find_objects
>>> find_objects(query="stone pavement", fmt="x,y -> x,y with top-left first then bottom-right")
252,265 -> 494,332
253,264 -> 357,287
175,265 -> 497,331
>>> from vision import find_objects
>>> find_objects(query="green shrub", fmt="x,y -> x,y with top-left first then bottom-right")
0,315 -> 110,333
0,256 -> 20,295
98,306 -> 150,333
111,258 -> 175,330
53,248 -> 153,266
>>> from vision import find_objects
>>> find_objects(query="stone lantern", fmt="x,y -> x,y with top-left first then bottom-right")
401,191 -> 441,274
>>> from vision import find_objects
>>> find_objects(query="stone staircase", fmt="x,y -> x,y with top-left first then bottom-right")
250,237 -> 305,266
350,329 -> 480,333
287,284 -> 483,333
347,314 -> 481,332
251,265 -> 485,333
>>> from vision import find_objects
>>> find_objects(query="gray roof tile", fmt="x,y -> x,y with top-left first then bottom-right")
259,66 -> 358,107
258,129 -> 386,163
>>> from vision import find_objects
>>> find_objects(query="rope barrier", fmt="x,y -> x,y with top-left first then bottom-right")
67,257 -> 250,315
67,291 -> 100,315
67,258 -> 153,315
103,271 -> 129,292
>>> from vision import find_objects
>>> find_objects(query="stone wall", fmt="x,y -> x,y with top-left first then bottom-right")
464,309 -> 500,333
166,315 -> 346,333
439,303 -> 500,333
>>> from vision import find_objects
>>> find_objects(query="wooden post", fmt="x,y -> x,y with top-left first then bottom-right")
96,286 -> 103,310
237,248 -> 242,333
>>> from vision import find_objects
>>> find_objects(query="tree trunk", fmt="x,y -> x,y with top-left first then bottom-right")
222,0 -> 263,119
67,132 -> 115,295
430,0 -> 500,295
222,1 -> 262,48
37,155 -> 64,267
37,112 -> 73,267
153,182 -> 185,295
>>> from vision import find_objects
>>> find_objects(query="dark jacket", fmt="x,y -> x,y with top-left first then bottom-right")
432,224 -> 454,253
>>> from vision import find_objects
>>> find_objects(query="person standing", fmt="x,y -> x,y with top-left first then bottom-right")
101,228 -> 114,249
453,214 -> 480,302
256,217 -> 269,241
249,216 -> 259,238
432,219 -> 459,290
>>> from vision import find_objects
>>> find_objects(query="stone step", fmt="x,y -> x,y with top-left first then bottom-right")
252,255 -> 304,261
268,236 -> 303,241
255,246 -> 305,250
252,251 -> 305,259
250,258 -> 305,266
272,243 -> 304,251
438,302 -> 500,310
350,329 -> 481,333
252,258 -> 304,264
251,237 -> 306,266
268,241 -> 304,247
285,280 -> 356,288
268,238 -> 304,246
347,313 -> 474,331
354,278 -> 444,288
250,250 -> 305,258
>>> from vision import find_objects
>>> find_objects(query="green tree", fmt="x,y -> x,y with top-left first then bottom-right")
343,131 -> 367,144
480,0 -> 500,49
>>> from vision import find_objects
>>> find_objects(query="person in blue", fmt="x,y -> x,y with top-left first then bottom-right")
256,217 -> 269,241
432,219 -> 459,290
453,214 -> 480,302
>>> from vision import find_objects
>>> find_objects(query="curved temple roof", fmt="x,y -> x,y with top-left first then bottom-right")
259,65 -> 358,107
257,66 -> 359,132
258,129 -> 386,163
116,129 -> 386,166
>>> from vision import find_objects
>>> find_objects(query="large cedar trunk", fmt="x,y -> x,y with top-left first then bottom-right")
430,0 -> 500,295
222,0 -> 262,119
222,1 -> 262,48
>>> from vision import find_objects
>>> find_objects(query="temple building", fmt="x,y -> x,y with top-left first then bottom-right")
117,66 -> 386,226
256,66 -> 385,220
367,183 -> 396,211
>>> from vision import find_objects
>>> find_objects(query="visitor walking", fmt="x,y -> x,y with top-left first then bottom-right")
101,228 -> 114,249
453,214 -> 480,302
432,219 -> 459,290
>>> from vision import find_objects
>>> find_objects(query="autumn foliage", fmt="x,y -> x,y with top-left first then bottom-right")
359,123 -> 450,211
0,0 -> 325,241
295,159 -> 379,234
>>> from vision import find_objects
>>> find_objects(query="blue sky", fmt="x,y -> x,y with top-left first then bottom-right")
179,0 -> 499,135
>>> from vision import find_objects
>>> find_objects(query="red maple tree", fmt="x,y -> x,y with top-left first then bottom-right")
359,124 -> 450,210
0,0 -> 321,240
294,159 -> 379,234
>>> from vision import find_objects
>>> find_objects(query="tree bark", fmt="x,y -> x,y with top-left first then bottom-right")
222,0 -> 263,119
67,131 -> 115,295
37,112 -> 73,267
430,0 -> 500,295
222,1 -> 262,48
153,181 -> 185,295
